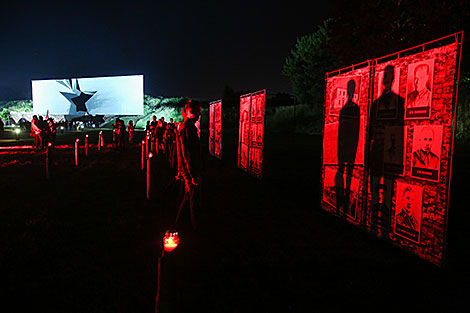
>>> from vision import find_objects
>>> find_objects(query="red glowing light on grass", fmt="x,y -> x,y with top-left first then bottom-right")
163,231 -> 179,252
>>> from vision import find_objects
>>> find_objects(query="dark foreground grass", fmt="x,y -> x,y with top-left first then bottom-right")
1,129 -> 469,313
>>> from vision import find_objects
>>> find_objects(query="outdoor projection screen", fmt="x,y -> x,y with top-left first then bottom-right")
320,32 -> 463,267
32,75 -> 144,115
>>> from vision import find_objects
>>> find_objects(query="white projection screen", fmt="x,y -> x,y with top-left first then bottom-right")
32,75 -> 144,115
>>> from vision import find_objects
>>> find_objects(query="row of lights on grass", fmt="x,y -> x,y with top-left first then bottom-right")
41,129 -> 180,312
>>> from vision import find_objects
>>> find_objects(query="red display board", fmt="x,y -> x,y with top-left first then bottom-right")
209,100 -> 222,159
238,90 -> 266,179
322,62 -> 371,227
321,32 -> 463,267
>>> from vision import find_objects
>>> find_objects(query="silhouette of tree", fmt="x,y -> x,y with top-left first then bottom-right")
283,19 -> 338,106
328,0 -> 469,71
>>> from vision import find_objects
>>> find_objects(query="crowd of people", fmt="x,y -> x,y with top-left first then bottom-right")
7,105 -> 203,230
30,115 -> 57,150
142,101 -> 202,230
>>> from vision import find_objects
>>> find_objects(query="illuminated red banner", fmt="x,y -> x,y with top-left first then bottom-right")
209,100 -> 222,159
321,32 -> 463,267
238,90 -> 266,179
322,63 -> 371,227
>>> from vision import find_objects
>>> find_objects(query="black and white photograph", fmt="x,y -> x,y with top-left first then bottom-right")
405,59 -> 435,119
411,125 -> 443,181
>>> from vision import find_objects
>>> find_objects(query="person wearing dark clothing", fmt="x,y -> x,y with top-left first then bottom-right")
47,118 -> 56,147
31,115 -> 42,150
37,116 -> 49,149
164,122 -> 177,175
0,118 -> 4,136
127,120 -> 135,143
150,116 -> 158,152
117,119 -> 126,148
113,119 -> 119,145
156,119 -> 165,154
175,100 -> 202,230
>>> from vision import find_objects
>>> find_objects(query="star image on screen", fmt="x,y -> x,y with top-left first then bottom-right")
32,75 -> 144,116
58,79 -> 97,113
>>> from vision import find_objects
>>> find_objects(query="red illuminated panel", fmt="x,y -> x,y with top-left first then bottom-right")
209,103 -> 215,156
237,90 -> 266,179
209,100 -> 222,159
214,101 -> 222,159
323,73 -> 368,166
321,64 -> 371,227
322,33 -> 462,267
238,95 -> 251,172
249,90 -> 265,179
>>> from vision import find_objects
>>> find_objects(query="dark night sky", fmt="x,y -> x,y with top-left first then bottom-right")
0,0 -> 333,100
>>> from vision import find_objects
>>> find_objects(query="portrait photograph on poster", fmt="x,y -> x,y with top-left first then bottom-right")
394,182 -> 423,243
375,65 -> 403,120
383,125 -> 406,175
370,177 -> 393,230
411,125 -> 443,181
405,59 -> 435,119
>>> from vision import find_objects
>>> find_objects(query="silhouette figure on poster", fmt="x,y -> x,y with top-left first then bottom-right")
384,132 -> 399,164
368,65 -> 405,185
369,65 -> 405,178
335,79 -> 360,212
371,182 -> 391,229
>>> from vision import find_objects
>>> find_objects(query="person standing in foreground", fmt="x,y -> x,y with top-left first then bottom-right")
31,115 -> 42,151
175,100 -> 202,230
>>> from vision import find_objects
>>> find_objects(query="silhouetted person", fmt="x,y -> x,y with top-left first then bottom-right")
47,118 -> 56,147
30,115 -> 42,150
117,118 -> 126,148
150,115 -> 158,152
164,122 -> 177,175
335,79 -> 360,212
369,65 -> 405,179
37,116 -> 48,149
175,100 -> 202,230
112,119 -> 119,145
127,120 -> 135,143
0,117 -> 4,136
145,121 -> 151,132
156,119 -> 166,154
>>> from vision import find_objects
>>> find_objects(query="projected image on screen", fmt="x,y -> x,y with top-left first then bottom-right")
32,75 -> 144,115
